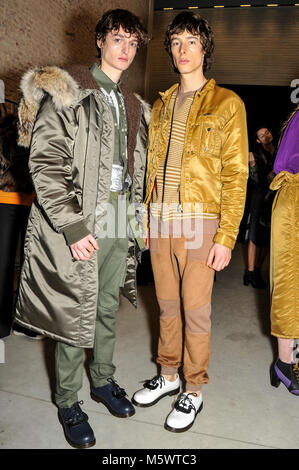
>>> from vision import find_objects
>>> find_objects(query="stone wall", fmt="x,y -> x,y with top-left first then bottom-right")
0,0 -> 150,103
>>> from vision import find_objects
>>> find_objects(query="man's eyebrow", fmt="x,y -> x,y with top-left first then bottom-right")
112,32 -> 138,41
171,35 -> 199,40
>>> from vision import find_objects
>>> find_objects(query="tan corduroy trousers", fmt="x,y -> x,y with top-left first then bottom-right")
150,219 -> 218,391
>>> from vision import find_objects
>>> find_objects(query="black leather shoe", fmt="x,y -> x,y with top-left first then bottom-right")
91,378 -> 135,418
58,400 -> 96,449
243,268 -> 266,289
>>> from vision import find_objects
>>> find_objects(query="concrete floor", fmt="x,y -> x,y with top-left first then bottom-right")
0,243 -> 298,450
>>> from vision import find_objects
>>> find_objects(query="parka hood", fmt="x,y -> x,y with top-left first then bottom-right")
18,66 -> 79,148
18,65 -> 151,148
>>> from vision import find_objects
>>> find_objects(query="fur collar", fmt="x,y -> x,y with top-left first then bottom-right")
18,65 -> 151,148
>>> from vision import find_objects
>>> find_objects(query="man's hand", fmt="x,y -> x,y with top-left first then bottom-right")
206,243 -> 232,271
248,151 -> 255,167
70,234 -> 99,261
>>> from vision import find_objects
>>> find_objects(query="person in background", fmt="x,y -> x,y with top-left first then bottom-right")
269,105 -> 299,395
244,127 -> 276,289
0,114 -> 42,339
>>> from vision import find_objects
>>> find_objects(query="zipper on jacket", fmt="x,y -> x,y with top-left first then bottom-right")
178,184 -> 182,213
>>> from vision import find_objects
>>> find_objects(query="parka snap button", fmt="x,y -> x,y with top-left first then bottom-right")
205,147 -> 209,151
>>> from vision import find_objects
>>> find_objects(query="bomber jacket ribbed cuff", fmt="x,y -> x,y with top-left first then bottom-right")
213,231 -> 235,250
62,220 -> 91,246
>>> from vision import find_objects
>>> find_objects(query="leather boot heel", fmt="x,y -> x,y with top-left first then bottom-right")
272,359 -> 299,395
270,365 -> 281,388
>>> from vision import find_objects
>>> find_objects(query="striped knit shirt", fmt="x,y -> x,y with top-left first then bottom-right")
150,88 -> 218,227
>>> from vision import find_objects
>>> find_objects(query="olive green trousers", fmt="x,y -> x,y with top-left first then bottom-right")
55,193 -> 129,408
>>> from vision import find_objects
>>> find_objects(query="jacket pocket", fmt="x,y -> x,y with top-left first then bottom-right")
75,189 -> 83,208
197,115 -> 222,159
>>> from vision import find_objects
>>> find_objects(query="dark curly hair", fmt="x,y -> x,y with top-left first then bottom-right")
95,9 -> 149,60
164,11 -> 214,74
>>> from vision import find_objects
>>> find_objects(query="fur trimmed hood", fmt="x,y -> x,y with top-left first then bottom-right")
18,65 -> 151,148
18,66 -> 79,148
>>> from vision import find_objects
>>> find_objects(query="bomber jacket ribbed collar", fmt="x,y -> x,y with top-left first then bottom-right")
158,78 -> 216,104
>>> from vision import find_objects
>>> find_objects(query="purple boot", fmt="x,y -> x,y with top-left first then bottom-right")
270,359 -> 299,395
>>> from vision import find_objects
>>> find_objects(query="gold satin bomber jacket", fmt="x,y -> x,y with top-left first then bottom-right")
145,79 -> 249,249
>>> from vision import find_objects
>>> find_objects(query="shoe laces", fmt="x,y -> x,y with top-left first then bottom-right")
107,378 -> 127,399
63,400 -> 88,427
174,393 -> 197,414
142,375 -> 165,391
292,363 -> 299,382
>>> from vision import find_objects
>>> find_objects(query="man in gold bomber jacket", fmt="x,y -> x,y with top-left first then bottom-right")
133,11 -> 248,433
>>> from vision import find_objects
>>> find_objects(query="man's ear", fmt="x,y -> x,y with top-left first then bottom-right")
97,38 -> 103,50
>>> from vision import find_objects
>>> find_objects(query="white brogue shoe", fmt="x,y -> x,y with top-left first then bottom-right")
132,375 -> 180,407
165,392 -> 203,433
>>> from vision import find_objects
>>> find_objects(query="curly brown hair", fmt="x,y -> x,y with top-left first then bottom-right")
95,9 -> 149,59
164,11 -> 214,74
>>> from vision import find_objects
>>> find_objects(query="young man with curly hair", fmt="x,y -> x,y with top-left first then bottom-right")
133,11 -> 248,433
15,9 -> 149,448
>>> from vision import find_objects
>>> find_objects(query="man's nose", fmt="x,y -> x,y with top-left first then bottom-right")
179,42 -> 187,54
122,41 -> 129,54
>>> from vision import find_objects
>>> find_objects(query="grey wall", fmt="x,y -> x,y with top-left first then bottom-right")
146,6 -> 299,103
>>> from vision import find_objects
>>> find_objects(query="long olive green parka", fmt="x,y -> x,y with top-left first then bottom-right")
14,65 -> 150,347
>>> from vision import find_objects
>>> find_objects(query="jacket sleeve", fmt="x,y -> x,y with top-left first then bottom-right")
29,95 -> 90,245
213,100 -> 249,249
249,163 -> 260,187
135,109 -> 148,232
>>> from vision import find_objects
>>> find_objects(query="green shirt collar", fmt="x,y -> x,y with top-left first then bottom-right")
90,63 -> 122,94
